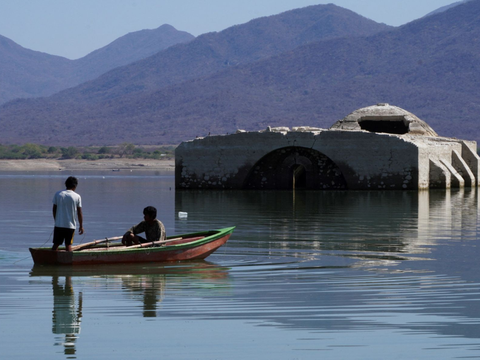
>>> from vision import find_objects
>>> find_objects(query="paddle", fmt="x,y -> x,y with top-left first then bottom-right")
115,237 -> 183,251
72,236 -> 122,251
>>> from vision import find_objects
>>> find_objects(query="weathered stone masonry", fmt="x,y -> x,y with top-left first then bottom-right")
175,104 -> 480,190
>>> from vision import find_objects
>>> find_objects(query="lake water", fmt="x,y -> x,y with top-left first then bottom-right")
1,170 -> 480,359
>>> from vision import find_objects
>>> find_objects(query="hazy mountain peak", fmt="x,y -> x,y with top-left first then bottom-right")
0,25 -> 194,105
424,0 -> 472,17
75,24 -> 194,79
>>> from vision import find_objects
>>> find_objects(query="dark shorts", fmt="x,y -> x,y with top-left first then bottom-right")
53,227 -> 75,246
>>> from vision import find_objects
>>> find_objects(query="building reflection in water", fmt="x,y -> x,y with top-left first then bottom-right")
417,189 -> 480,245
175,188 -> 480,258
51,276 -> 82,357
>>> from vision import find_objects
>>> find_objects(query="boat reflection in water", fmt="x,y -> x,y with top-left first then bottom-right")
51,276 -> 82,356
30,261 -> 231,355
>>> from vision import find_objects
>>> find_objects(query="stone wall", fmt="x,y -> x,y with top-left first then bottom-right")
176,127 -> 479,190
175,104 -> 480,191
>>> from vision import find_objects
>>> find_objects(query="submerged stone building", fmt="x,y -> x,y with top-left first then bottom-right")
175,104 -> 480,190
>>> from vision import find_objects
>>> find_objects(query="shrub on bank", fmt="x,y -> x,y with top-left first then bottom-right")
0,143 -> 175,160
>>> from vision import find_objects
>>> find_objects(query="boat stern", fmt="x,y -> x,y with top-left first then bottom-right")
29,248 -> 73,265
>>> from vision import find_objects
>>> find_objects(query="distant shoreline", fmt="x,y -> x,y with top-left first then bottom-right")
0,158 -> 175,171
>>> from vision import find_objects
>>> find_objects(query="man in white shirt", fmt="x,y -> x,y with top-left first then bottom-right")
52,176 -> 84,251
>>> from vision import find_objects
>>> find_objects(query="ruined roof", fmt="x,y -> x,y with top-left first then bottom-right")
329,103 -> 438,137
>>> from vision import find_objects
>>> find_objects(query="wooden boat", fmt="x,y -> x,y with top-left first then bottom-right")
29,227 -> 235,266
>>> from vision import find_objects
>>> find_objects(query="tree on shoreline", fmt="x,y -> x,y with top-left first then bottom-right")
0,143 -> 175,160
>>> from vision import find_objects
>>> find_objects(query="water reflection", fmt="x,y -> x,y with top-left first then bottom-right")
2,172 -> 480,359
418,189 -> 480,242
171,188 -> 480,345
31,261 -> 231,319
51,276 -> 82,357
175,188 -> 480,256
120,274 -> 166,317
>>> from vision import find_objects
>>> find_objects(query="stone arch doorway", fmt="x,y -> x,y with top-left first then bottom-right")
243,147 -> 347,190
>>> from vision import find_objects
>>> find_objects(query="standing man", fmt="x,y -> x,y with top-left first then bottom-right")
52,176 -> 84,252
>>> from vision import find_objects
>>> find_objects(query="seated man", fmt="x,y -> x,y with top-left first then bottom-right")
122,206 -> 166,246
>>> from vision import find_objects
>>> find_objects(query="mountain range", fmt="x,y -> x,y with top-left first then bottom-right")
0,1 -> 479,146
0,24 -> 194,105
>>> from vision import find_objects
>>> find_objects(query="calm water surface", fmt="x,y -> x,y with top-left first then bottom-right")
1,170 -> 480,359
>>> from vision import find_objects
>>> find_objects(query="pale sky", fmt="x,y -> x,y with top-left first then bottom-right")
0,0 -> 458,59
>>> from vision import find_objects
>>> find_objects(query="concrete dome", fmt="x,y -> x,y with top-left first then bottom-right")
329,103 -> 438,137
